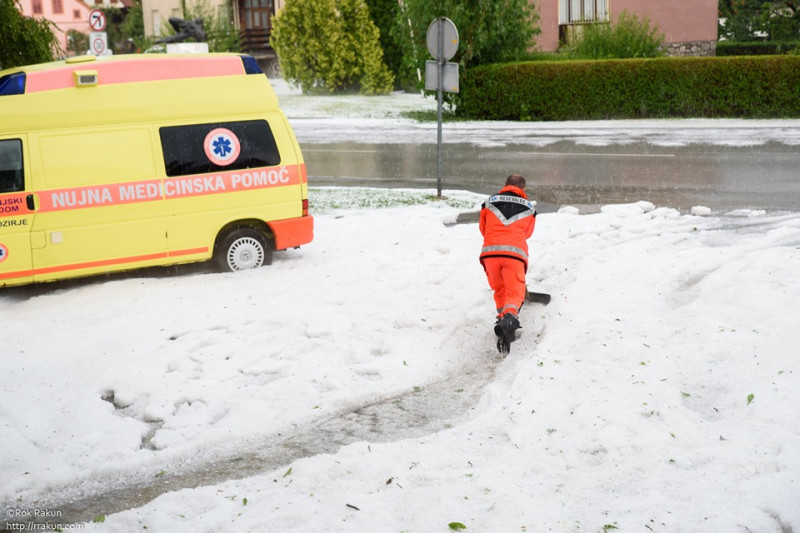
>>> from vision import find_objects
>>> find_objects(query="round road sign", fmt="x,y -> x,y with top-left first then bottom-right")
89,9 -> 106,31
91,33 -> 107,55
426,17 -> 459,61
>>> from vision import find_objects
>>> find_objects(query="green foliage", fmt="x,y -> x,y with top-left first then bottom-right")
119,0 -> 150,53
364,0 -> 402,86
66,29 -> 89,56
391,0 -> 540,90
763,1 -> 800,40
719,0 -> 766,41
567,10 -> 665,59
0,0 -> 60,69
747,393 -> 755,405
716,40 -> 799,56
448,522 -> 467,531
720,0 -> 800,41
271,0 -> 393,94
459,55 -> 800,121
95,6 -> 130,54
180,0 -> 240,52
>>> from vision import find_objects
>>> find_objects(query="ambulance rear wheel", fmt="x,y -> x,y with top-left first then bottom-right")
214,228 -> 273,272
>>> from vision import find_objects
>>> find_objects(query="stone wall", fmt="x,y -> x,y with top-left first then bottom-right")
663,40 -> 717,57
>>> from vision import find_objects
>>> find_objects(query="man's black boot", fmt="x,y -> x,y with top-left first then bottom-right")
495,313 -> 520,355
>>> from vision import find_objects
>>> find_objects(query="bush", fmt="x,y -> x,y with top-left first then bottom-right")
459,56 -> 800,121
271,0 -> 394,94
716,41 -> 798,56
567,10 -> 665,60
364,0 -> 402,87
66,29 -> 89,55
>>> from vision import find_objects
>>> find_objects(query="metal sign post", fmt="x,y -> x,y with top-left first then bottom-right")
425,17 -> 459,198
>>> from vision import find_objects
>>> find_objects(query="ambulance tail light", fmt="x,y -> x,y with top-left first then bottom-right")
74,70 -> 98,87
302,199 -> 309,216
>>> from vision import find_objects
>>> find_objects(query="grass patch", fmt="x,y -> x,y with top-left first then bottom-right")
308,186 -> 483,214
399,109 -> 464,122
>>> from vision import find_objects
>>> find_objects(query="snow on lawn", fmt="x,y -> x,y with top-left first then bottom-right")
270,78 -> 800,148
2,188 -> 799,532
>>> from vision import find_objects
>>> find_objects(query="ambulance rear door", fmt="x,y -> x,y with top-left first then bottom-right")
0,137 -> 34,287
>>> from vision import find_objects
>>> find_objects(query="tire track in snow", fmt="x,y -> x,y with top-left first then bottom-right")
37,328 -> 545,525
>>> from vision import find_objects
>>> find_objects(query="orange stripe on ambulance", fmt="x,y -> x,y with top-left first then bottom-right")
40,166 -> 297,212
231,167 -> 291,188
1,196 -> 24,213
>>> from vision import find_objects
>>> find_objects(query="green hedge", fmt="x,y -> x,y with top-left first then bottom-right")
716,41 -> 799,56
458,56 -> 800,120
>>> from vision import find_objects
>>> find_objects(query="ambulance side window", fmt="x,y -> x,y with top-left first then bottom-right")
0,139 -> 24,194
160,120 -> 281,177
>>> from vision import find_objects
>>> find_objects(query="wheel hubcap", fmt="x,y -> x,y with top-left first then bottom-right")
227,237 -> 264,270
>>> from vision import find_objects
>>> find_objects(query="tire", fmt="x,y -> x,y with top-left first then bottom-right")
214,228 -> 273,272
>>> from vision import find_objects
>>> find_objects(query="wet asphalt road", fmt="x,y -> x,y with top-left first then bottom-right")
301,138 -> 800,212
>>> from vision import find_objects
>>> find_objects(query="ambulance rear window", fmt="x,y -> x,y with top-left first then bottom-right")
160,120 -> 281,177
0,139 -> 24,193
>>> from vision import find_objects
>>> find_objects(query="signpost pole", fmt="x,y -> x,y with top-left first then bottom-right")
436,18 -> 444,198
425,17 -> 458,200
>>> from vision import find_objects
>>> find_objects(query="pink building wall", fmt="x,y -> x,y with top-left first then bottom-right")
613,0 -> 717,43
536,0 -> 561,53
17,0 -> 93,57
536,0 -> 718,54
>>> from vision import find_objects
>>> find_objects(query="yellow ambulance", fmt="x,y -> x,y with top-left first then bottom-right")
0,53 -> 313,287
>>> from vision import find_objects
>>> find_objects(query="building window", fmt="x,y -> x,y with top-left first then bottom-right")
32,0 -> 43,14
52,0 -> 63,14
559,0 -> 608,24
73,9 -> 80,18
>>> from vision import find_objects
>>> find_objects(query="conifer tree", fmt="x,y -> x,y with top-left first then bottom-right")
271,0 -> 394,94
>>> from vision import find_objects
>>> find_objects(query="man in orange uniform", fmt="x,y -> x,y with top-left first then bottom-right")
479,174 -> 537,354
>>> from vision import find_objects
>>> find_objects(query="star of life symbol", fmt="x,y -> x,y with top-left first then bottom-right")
204,128 -> 241,166
0,243 -> 8,262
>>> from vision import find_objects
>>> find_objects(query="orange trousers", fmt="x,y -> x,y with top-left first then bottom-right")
482,256 -> 526,318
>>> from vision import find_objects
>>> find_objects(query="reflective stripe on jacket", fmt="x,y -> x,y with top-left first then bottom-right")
479,185 -> 536,268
